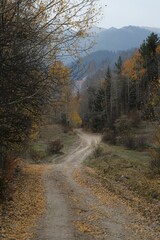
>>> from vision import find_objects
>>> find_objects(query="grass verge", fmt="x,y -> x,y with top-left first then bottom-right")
28,124 -> 79,163
84,142 -> 160,211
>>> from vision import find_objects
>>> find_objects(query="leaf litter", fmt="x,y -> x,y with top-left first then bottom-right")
73,167 -> 160,240
1,163 -> 48,240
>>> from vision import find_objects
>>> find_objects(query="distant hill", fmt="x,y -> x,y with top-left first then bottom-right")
78,25 -> 160,74
64,25 -> 160,65
143,26 -> 160,34
81,48 -> 135,72
82,50 -> 115,70
92,25 -> 160,52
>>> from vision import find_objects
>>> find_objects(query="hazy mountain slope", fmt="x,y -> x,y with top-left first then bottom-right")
71,25 -> 160,88
82,50 -> 116,69
143,26 -> 160,34
92,26 -> 154,52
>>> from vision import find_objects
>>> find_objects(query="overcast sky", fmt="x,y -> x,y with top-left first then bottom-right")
97,0 -> 160,29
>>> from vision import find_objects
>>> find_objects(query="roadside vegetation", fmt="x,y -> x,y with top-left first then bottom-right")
85,142 -> 160,202
84,119 -> 160,223
28,123 -> 79,163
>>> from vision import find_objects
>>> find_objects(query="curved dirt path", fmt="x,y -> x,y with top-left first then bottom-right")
34,130 -> 159,240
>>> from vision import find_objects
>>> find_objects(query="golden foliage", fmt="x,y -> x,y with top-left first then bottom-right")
48,61 -> 70,85
69,111 -> 82,127
122,51 -> 146,80
68,95 -> 82,127
49,61 -> 71,105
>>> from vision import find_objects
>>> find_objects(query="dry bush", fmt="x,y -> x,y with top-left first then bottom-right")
114,115 -> 147,150
114,115 -> 132,134
121,133 -> 136,149
136,135 -> 148,150
129,110 -> 142,127
63,125 -> 73,133
47,139 -> 63,154
93,144 -> 104,158
122,134 -> 147,150
29,149 -> 47,162
3,156 -> 23,180
102,128 -> 116,144
150,126 -> 160,173
150,147 -> 160,173
0,156 -> 23,201
0,177 -> 8,202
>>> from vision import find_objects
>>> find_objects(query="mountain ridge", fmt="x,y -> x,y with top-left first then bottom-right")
91,25 -> 160,52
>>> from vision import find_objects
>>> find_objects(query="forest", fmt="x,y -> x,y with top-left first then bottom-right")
79,32 -> 160,171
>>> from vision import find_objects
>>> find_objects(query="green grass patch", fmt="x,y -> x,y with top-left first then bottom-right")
85,142 -> 160,202
28,124 -> 79,162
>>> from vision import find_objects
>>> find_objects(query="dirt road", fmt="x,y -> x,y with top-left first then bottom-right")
34,130 -> 159,240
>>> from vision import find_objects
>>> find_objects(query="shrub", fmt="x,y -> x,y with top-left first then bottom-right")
93,144 -> 104,158
129,111 -> 142,127
2,156 -> 23,179
0,177 -> 8,202
122,133 -> 136,149
150,147 -> 160,173
114,115 -> 132,134
0,156 -> 23,201
63,125 -> 72,133
135,135 -> 148,150
102,128 -> 116,144
29,149 -> 47,161
47,139 -> 63,154
150,126 -> 160,173
121,134 -> 147,150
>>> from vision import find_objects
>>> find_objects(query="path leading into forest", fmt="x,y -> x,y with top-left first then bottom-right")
34,130 -> 159,240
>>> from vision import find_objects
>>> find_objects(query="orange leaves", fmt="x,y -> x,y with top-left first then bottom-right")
122,58 -> 135,78
122,51 -> 145,80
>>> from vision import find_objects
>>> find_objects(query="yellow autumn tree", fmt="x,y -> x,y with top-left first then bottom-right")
122,50 -> 146,80
68,95 -> 82,127
69,111 -> 82,127
48,61 -> 72,123
48,63 -> 83,127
